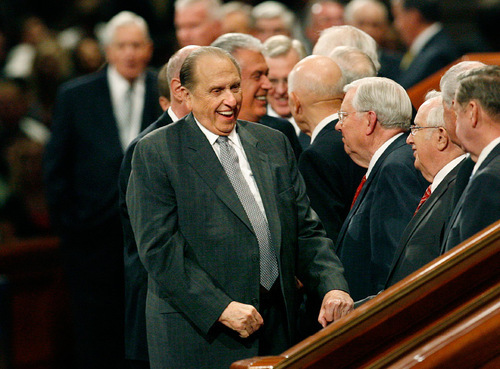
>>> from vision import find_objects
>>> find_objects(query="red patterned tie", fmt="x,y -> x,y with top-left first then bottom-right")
351,175 -> 367,209
414,185 -> 432,216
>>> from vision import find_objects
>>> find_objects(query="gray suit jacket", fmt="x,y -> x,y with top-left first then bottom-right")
126,113 -> 348,368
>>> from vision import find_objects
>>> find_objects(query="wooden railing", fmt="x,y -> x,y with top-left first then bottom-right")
0,237 -> 71,369
231,219 -> 500,369
407,52 -> 500,109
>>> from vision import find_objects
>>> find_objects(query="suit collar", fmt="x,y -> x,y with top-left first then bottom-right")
472,138 -> 500,176
182,115 -> 278,241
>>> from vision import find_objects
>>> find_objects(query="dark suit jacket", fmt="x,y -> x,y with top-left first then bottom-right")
335,133 -> 429,301
118,111 -> 173,361
398,29 -> 459,89
385,160 -> 463,287
43,66 -> 160,367
260,114 -> 302,159
126,113 -> 348,368
44,66 -> 161,236
442,144 -> 500,252
298,120 -> 366,242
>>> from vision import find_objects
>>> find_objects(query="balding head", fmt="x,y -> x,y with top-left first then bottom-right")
288,55 -> 344,135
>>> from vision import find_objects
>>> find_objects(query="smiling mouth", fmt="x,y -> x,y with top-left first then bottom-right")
256,95 -> 267,102
217,110 -> 236,118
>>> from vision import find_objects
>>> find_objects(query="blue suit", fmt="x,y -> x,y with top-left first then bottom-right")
442,144 -> 500,252
335,133 -> 429,301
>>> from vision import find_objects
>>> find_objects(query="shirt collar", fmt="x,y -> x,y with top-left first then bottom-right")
310,113 -> 338,144
472,136 -> 500,175
194,117 -> 240,148
431,154 -> 467,192
366,133 -> 403,178
167,107 -> 180,122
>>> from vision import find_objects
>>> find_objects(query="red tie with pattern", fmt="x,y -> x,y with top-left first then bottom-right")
414,185 -> 432,216
351,175 -> 367,209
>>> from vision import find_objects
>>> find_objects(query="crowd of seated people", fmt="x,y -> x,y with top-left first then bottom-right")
0,1 -> 498,369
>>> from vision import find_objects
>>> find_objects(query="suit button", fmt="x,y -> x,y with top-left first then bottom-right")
252,255 -> 259,262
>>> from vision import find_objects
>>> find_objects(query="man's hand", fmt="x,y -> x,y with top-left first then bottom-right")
318,290 -> 354,328
218,301 -> 264,338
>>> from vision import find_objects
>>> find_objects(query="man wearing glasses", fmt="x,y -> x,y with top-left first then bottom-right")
334,76 -> 429,301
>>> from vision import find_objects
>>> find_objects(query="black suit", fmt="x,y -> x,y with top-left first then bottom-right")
260,114 -> 302,159
119,111 -> 173,366
385,160 -> 463,287
398,28 -> 459,89
126,113 -> 348,368
442,144 -> 500,253
43,66 -> 161,369
298,120 -> 366,242
335,133 -> 429,301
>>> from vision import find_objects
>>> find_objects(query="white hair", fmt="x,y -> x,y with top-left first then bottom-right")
262,35 -> 307,59
220,1 -> 253,17
211,32 -> 262,54
101,11 -> 150,46
440,61 -> 486,106
313,25 -> 381,72
251,1 -> 295,31
329,45 -> 377,85
345,77 -> 412,129
424,92 -> 444,128
175,0 -> 222,20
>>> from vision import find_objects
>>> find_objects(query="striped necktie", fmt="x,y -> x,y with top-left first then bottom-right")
414,185 -> 432,216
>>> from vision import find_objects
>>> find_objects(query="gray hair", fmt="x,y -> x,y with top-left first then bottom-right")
345,77 -> 412,129
455,65 -> 500,119
251,1 -> 295,31
313,25 -> 381,72
344,0 -> 388,24
175,0 -> 222,20
262,35 -> 307,59
440,61 -> 486,106
101,11 -> 150,46
329,46 -> 377,85
180,46 -> 241,91
424,92 -> 444,128
211,32 -> 263,55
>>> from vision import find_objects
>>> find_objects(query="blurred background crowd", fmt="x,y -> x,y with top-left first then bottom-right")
0,0 -> 498,241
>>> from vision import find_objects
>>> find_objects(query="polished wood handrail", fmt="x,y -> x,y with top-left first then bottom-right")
407,52 -> 500,109
231,219 -> 500,369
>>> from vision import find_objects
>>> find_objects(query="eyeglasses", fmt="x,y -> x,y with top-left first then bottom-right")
338,110 -> 367,124
409,125 -> 442,135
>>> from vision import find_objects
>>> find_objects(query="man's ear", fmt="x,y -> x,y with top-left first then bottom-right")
170,78 -> 183,102
470,100 -> 479,128
436,126 -> 449,151
181,86 -> 192,111
366,111 -> 377,135
289,91 -> 301,117
159,96 -> 170,111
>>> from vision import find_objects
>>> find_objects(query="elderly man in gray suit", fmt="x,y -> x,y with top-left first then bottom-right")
126,46 -> 353,369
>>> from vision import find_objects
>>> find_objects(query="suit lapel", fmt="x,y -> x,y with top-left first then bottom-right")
238,122 -> 282,252
183,115 -> 254,234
